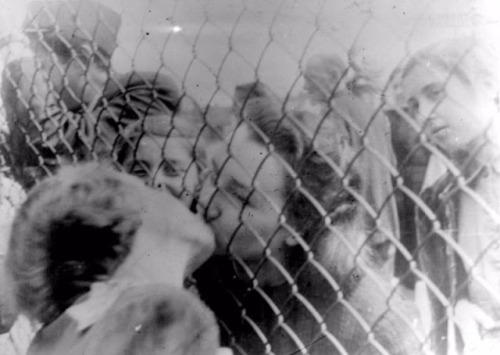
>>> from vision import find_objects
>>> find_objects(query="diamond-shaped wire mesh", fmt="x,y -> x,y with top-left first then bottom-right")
1,1 -> 500,354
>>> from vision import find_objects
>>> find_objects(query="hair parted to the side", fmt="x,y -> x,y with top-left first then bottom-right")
6,163 -> 143,325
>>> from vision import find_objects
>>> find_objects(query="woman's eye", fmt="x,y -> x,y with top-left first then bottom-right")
233,189 -> 254,207
223,185 -> 247,204
233,191 -> 247,203
130,162 -> 149,177
405,97 -> 419,116
162,161 -> 182,177
132,169 -> 148,178
424,85 -> 445,101
429,89 -> 443,100
224,179 -> 253,206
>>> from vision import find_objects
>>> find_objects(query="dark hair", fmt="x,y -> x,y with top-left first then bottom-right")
6,163 -> 143,324
242,98 -> 361,239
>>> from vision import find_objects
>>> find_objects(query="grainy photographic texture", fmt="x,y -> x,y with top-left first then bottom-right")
1,1 -> 499,354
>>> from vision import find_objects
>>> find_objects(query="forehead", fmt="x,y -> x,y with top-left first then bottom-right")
126,134 -> 194,169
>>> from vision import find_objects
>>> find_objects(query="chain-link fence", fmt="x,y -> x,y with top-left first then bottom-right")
1,1 -> 500,354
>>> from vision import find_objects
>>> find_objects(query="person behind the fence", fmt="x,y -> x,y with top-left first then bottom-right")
394,37 -> 500,355
300,53 -> 400,278
1,58 -> 64,189
116,113 -> 201,207
196,96 -> 423,355
2,0 -> 180,189
5,163 -> 222,354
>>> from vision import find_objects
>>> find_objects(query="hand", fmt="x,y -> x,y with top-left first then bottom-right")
454,299 -> 495,353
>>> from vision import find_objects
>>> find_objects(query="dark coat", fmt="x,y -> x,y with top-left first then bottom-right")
195,256 -> 424,355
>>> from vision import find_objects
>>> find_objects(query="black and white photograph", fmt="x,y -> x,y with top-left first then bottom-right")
0,0 -> 499,354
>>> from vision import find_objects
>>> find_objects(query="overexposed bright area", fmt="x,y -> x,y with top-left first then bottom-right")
0,1 -> 499,355
0,0 -> 29,37
1,0 -> 499,105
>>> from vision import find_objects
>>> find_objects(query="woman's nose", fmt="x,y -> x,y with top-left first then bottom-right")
154,174 -> 181,196
416,98 -> 438,125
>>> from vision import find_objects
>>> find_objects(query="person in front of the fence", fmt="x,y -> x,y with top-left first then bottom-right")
2,0 -> 181,190
299,53 -> 400,279
196,95 -> 424,355
391,37 -> 500,355
5,163 -> 224,355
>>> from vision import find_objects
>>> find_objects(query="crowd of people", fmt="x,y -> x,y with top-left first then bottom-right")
1,1 -> 499,354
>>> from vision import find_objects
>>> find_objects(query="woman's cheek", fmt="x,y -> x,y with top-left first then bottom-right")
186,165 -> 199,193
212,210 -> 238,250
243,208 -> 279,244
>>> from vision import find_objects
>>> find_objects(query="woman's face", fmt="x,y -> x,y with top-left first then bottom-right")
123,134 -> 198,206
199,124 -> 291,279
303,75 -> 330,104
401,63 -> 494,154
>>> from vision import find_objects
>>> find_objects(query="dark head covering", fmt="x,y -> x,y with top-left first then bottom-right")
24,0 -> 121,58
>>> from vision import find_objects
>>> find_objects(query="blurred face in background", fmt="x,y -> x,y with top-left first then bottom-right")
400,63 -> 495,154
122,133 -> 199,207
198,124 -> 291,285
28,33 -> 108,109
